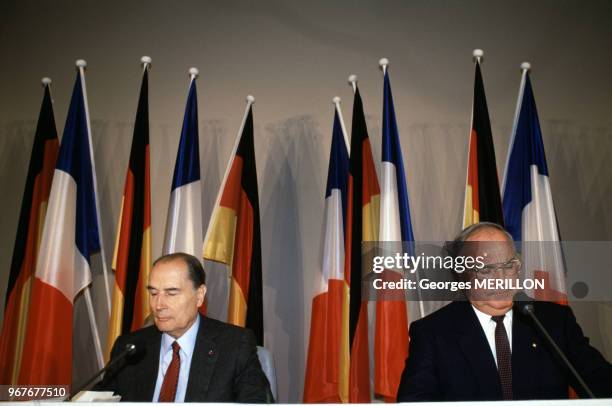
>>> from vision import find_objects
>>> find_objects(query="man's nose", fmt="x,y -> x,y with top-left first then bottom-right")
153,294 -> 167,310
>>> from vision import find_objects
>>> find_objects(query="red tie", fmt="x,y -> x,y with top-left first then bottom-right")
158,341 -> 181,402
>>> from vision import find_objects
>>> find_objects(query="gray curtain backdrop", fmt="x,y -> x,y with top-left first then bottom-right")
1,0 -> 611,401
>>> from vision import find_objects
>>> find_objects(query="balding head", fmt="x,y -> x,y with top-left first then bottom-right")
453,222 -> 519,316
455,221 -> 514,244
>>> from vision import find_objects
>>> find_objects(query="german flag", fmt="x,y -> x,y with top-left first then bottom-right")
203,99 -> 263,345
0,82 -> 58,384
105,65 -> 151,360
347,86 -> 380,402
463,58 -> 504,228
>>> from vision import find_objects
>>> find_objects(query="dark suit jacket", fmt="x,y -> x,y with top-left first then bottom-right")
397,301 -> 612,401
95,316 -> 273,402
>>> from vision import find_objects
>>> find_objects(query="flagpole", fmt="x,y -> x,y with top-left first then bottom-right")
501,62 -> 530,195
77,60 -> 112,313
76,60 -> 107,370
189,66 -> 199,83
41,77 -> 52,108
332,97 -> 350,153
462,50 -> 483,228
111,57 -> 150,285
378,57 -> 426,320
141,55 -> 152,73
41,77 -> 52,91
348,74 -> 358,94
379,57 -> 388,76
473,48 -> 484,65
203,95 -> 254,308
202,95 -> 255,248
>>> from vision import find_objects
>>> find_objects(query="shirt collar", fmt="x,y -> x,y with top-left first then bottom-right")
161,314 -> 200,359
471,304 -> 513,325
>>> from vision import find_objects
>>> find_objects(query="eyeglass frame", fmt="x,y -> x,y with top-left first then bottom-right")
474,256 -> 522,277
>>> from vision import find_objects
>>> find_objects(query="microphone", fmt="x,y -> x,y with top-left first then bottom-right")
67,341 -> 141,401
515,292 -> 595,398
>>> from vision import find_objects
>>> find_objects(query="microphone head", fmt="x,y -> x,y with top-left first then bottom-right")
125,343 -> 137,354
124,338 -> 145,359
514,291 -> 535,315
523,303 -> 535,315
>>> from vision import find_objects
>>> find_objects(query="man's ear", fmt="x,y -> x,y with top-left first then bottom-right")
196,285 -> 206,307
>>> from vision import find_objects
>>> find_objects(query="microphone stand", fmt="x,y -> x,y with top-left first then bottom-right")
521,302 -> 595,398
67,344 -> 136,401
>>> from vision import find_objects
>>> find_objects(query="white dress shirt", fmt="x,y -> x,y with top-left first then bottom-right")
471,305 -> 513,369
152,315 -> 200,402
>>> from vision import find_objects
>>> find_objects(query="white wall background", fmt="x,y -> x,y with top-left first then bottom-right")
1,0 -> 611,401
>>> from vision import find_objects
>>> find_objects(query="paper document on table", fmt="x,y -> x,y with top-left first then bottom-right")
71,391 -> 121,402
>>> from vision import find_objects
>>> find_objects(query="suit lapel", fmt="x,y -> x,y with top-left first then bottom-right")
455,302 -> 503,399
185,317 -> 220,401
135,330 -> 162,401
512,303 -> 538,398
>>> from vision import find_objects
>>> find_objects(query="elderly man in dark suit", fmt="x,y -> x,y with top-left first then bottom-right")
397,222 -> 612,401
96,252 -> 272,402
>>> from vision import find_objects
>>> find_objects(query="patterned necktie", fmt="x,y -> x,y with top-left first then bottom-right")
492,315 -> 512,400
158,341 -> 181,402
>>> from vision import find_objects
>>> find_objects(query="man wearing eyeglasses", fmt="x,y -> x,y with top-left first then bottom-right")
396,222 -> 612,401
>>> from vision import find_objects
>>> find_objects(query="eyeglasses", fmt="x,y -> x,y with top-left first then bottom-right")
476,257 -> 521,276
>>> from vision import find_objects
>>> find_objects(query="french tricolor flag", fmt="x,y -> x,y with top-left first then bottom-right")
304,102 -> 350,403
163,72 -> 203,260
502,63 -> 567,303
18,67 -> 103,385
375,62 -> 414,401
